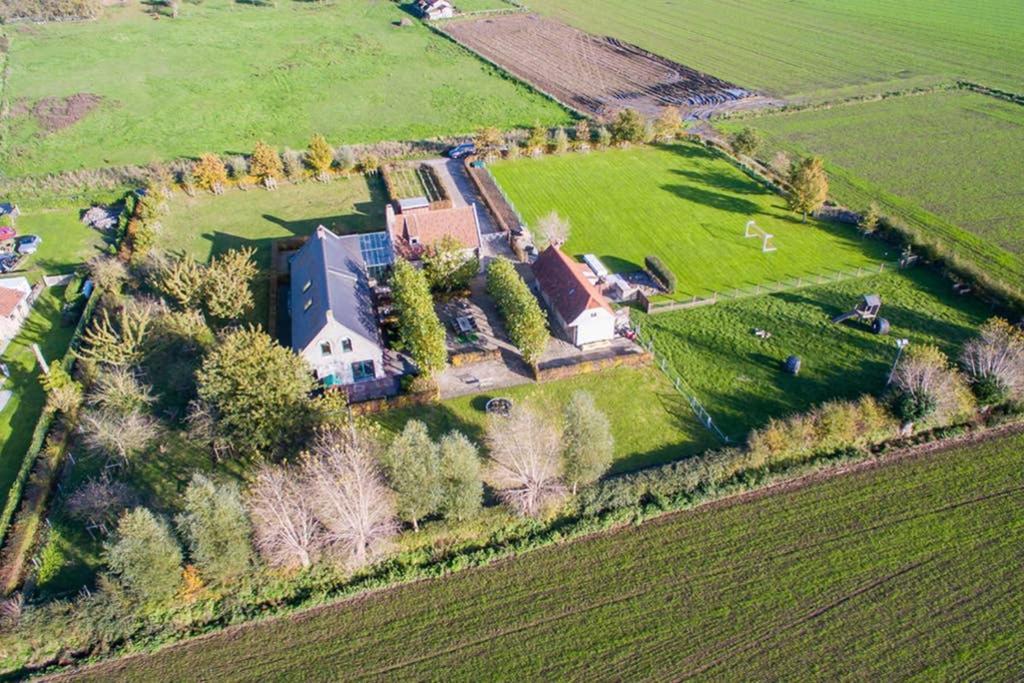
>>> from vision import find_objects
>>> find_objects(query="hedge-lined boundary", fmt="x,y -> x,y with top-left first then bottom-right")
0,287 -> 100,584
20,410 -> 1023,679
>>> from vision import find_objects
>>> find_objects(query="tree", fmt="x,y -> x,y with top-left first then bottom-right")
595,126 -> 612,148
104,508 -> 183,604
249,141 -> 283,185
88,367 -> 155,416
196,327 -> 315,457
527,123 -> 548,154
176,473 -> 253,584
573,119 -> 591,146
652,107 -> 683,141
123,181 -> 166,260
486,258 -> 548,369
79,408 -> 160,464
391,259 -> 447,377
485,405 -> 564,517
66,476 -> 135,529
358,153 -> 380,174
534,211 -> 570,248
160,255 -> 206,309
890,344 -> 968,427
551,127 -> 569,154
304,429 -> 398,567
438,431 -> 482,522
77,304 -> 152,367
306,134 -> 335,180
422,235 -> 479,293
381,420 -> 442,531
204,247 -> 258,321
248,464 -> 324,570
474,126 -> 504,160
609,109 -> 646,144
87,255 -> 128,294
192,153 -> 228,194
729,127 -> 763,157
960,318 -> 1024,405
787,156 -> 829,222
561,391 -> 614,494
859,202 -> 881,235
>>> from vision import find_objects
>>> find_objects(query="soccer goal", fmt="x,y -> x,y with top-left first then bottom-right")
745,220 -> 777,253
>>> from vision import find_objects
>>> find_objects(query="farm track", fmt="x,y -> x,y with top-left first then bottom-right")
442,14 -> 773,119
48,422 -> 1024,682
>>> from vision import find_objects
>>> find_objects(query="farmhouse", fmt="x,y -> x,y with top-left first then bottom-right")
387,202 -> 482,262
289,227 -> 387,388
416,0 -> 455,21
0,277 -> 32,345
532,245 -> 616,348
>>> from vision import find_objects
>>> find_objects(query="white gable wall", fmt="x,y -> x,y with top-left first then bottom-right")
299,317 -> 385,385
568,308 -> 616,347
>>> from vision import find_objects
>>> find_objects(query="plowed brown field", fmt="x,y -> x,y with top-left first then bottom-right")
444,14 -> 766,118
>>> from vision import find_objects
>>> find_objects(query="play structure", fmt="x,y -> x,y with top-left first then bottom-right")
831,294 -> 890,335
744,220 -> 776,253
485,397 -> 514,416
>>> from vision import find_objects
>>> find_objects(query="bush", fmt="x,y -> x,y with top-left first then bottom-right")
644,255 -> 676,294
486,258 -> 549,368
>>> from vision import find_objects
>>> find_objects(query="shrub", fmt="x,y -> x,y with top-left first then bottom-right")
486,258 -> 549,368
644,255 -> 676,294
609,109 -> 646,144
104,508 -> 183,606
192,153 -> 228,194
391,260 -> 448,377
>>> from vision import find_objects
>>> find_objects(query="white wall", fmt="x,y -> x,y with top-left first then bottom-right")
570,309 -> 616,347
300,319 -> 384,385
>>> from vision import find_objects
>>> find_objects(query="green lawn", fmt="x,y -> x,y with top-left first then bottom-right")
637,268 -> 989,438
2,208 -> 107,284
527,0 -> 1024,100
721,90 -> 1024,290
490,143 -> 889,298
376,365 -> 717,474
1,0 -> 569,176
61,430 -> 1024,681
0,287 -> 74,517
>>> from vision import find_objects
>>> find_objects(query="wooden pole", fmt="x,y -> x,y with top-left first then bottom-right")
32,343 -> 50,376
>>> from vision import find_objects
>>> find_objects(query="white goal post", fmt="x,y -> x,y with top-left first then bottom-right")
745,220 -> 777,253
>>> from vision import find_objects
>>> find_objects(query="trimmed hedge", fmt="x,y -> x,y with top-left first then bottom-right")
645,255 -> 676,294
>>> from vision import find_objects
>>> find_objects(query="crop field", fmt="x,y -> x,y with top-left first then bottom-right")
61,430 -> 1024,681
443,14 -> 756,119
376,365 -> 717,474
526,0 -> 1024,101
637,268 -> 989,438
722,90 -> 1024,289
0,0 -> 569,176
385,164 -> 445,202
489,143 -> 889,298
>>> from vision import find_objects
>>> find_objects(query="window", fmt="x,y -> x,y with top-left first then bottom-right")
320,342 -> 332,356
302,280 -> 312,293
341,338 -> 353,353
351,360 -> 375,382
303,299 -> 312,312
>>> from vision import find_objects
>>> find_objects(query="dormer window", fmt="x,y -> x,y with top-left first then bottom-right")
341,338 -> 353,352
302,280 -> 312,293
320,342 -> 332,356
304,299 -> 313,312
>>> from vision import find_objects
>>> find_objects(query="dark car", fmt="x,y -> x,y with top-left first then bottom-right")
446,143 -> 476,159
16,235 -> 42,255
0,255 -> 18,273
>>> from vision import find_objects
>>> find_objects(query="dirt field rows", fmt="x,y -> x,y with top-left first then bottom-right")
444,14 -> 767,118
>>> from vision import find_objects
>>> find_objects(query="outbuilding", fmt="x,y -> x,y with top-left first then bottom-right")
532,245 -> 616,348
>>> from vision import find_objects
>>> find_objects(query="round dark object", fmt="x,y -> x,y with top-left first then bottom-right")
784,355 -> 801,375
485,398 -> 514,416
873,317 -> 891,335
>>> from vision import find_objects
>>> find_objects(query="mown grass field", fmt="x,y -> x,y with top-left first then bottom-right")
637,268 -> 989,438
490,143 -> 889,298
722,90 -> 1024,289
0,287 -> 73,517
376,365 -> 717,474
61,430 -> 1024,681
527,0 -> 1024,100
0,0 -> 569,176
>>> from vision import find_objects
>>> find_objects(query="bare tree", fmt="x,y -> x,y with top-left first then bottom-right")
304,430 -> 398,568
534,211 -> 571,249
78,408 -> 160,464
485,405 -> 565,517
65,476 -> 136,529
891,344 -> 966,426
248,465 -> 324,570
88,367 -> 155,416
959,318 -> 1024,404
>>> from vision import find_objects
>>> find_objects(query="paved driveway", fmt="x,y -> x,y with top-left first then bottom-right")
425,158 -> 512,260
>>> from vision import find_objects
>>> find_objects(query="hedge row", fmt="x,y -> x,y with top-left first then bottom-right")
644,255 -> 676,294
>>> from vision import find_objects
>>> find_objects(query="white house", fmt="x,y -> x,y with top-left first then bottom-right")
531,246 -> 616,348
416,0 -> 455,20
0,277 -> 32,347
289,227 -> 389,388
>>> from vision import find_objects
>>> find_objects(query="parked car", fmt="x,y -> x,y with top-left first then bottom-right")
0,255 -> 18,273
16,235 -> 42,255
446,143 -> 476,159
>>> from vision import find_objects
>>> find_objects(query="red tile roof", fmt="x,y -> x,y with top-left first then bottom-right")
531,246 -> 612,324
0,287 -> 26,318
391,204 -> 481,255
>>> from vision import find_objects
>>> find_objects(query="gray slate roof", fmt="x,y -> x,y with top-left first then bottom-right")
290,226 -> 381,353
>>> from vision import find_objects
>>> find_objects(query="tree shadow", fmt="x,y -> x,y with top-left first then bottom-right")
659,183 -> 761,216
